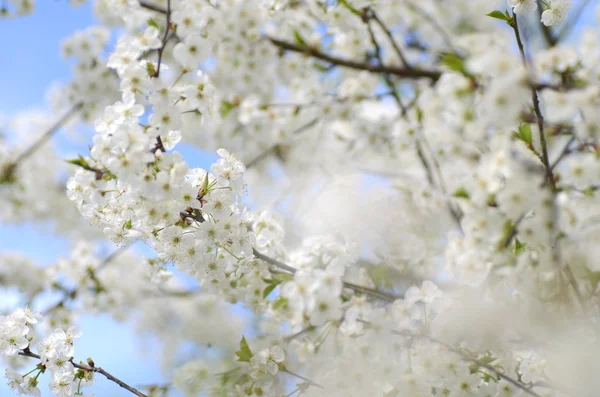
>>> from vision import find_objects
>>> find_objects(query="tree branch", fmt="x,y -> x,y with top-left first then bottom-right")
266,36 -> 442,81
19,349 -> 148,397
138,0 -> 167,13
2,103 -> 82,182
369,9 -> 411,69
363,9 -> 407,115
512,14 -> 556,191
252,249 -> 401,302
153,0 -> 171,78
388,330 -> 546,397
536,0 -> 558,47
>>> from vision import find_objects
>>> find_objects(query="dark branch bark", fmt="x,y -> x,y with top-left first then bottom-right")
2,103 -> 83,182
253,249 -> 401,302
19,349 -> 148,397
153,0 -> 171,78
512,14 -> 556,191
138,0 -> 167,13
267,36 -> 442,81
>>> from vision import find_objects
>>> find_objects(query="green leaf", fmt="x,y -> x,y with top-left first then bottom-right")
339,0 -> 361,16
497,219 -> 516,249
469,353 -> 497,373
485,10 -> 514,25
293,30 -> 308,47
584,268 -> 600,288
147,18 -> 159,29
514,238 -> 526,255
452,187 -> 470,199
272,273 -> 293,283
123,219 -> 133,230
198,172 -> 210,199
66,156 -> 90,169
220,100 -> 237,118
0,163 -> 16,184
313,63 -> 331,72
439,53 -> 468,76
146,62 -> 157,77
486,10 -> 509,21
513,123 -> 533,145
262,283 -> 278,299
272,297 -> 288,310
235,336 -> 254,362
583,186 -> 597,196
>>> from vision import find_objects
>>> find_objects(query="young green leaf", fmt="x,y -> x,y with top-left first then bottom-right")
235,336 -> 254,362
452,187 -> 470,199
486,10 -> 508,21
66,156 -> 90,169
513,123 -> 533,145
339,0 -> 361,16
293,30 -> 308,47
485,10 -> 514,25
263,283 -> 278,299
439,53 -> 469,76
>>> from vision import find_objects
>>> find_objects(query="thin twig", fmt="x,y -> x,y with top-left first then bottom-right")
536,0 -> 558,47
43,245 -> 131,314
267,36 -> 442,81
388,330 -> 546,397
252,249 -> 401,302
284,326 -> 316,342
153,0 -> 171,78
406,1 -> 455,51
245,118 -> 319,169
281,367 -> 324,389
557,0 -> 592,41
550,136 -> 575,171
563,263 -> 585,311
3,103 -> 83,182
512,14 -> 556,191
369,10 -> 411,69
419,133 -> 464,234
19,349 -> 148,397
138,0 -> 167,13
363,10 -> 406,115
245,146 -> 279,169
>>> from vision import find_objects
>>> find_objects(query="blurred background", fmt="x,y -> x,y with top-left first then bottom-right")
0,0 -> 597,395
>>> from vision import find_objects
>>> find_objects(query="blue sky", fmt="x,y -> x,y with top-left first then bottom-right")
0,2 -> 177,395
0,0 -> 597,395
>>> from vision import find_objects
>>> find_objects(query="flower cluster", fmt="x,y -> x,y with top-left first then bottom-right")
3,0 -> 600,397
0,308 -> 91,397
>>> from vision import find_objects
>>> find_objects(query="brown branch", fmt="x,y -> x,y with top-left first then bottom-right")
536,0 -> 558,47
19,349 -> 148,397
550,136 -> 576,171
2,103 -> 83,182
245,145 -> 279,169
557,0 -> 592,42
252,249 -> 401,302
406,1 -> 455,51
386,329 -> 546,397
363,9 -> 406,115
245,118 -> 319,169
138,0 -> 167,13
512,14 -> 556,191
44,245 -> 130,314
266,36 -> 442,81
153,0 -> 171,78
369,10 -> 411,69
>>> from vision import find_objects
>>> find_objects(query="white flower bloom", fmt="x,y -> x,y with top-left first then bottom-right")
173,35 -> 210,70
508,0 -> 537,13
541,0 -> 572,26
49,371 -> 75,397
